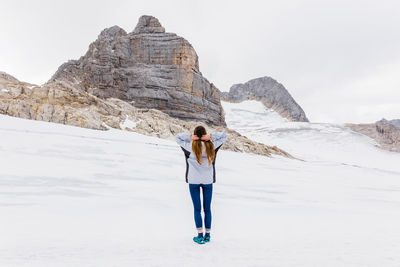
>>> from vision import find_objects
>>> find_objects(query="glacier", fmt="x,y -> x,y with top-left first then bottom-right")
0,100 -> 399,267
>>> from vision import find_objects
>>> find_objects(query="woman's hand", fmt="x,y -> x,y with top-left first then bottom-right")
200,134 -> 211,141
191,134 -> 200,141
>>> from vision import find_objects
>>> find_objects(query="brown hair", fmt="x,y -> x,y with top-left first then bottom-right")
192,125 -> 215,165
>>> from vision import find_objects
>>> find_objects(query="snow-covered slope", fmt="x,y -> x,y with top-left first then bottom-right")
222,100 -> 399,172
1,103 -> 400,267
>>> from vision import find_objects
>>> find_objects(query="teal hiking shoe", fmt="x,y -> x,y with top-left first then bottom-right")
193,236 -> 205,244
203,235 -> 210,243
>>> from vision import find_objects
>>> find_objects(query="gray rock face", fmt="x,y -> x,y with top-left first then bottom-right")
49,15 -> 226,127
346,118 -> 400,152
376,119 -> 400,148
133,15 -> 165,34
221,76 -> 309,122
378,118 -> 400,128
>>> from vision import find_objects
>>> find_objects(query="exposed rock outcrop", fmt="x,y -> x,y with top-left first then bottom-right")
0,74 -> 128,130
0,71 -> 19,82
49,15 -> 226,127
221,76 -> 309,122
346,118 -> 400,152
378,118 -> 400,128
0,72 -> 296,159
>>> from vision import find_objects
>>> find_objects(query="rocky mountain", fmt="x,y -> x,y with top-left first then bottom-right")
0,15 -> 305,159
346,118 -> 400,152
221,76 -> 309,122
0,71 -> 294,159
49,15 -> 226,127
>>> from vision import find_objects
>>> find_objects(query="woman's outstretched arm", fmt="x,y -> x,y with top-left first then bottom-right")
175,132 -> 192,151
210,132 -> 228,148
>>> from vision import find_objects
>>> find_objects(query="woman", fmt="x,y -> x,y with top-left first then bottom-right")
175,125 -> 228,244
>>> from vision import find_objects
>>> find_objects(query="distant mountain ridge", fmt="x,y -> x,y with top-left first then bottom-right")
221,76 -> 309,122
346,118 -> 400,152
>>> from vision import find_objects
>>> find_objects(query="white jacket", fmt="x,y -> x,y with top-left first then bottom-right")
175,132 -> 228,184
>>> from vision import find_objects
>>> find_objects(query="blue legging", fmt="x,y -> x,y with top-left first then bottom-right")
189,183 -> 213,230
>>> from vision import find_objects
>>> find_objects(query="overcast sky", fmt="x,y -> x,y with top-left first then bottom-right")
1,0 -> 399,123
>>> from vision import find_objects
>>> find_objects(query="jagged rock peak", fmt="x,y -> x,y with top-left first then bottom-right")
221,76 -> 309,122
133,15 -> 165,34
99,25 -> 127,39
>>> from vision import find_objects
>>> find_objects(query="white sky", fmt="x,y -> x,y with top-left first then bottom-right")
1,0 -> 399,123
